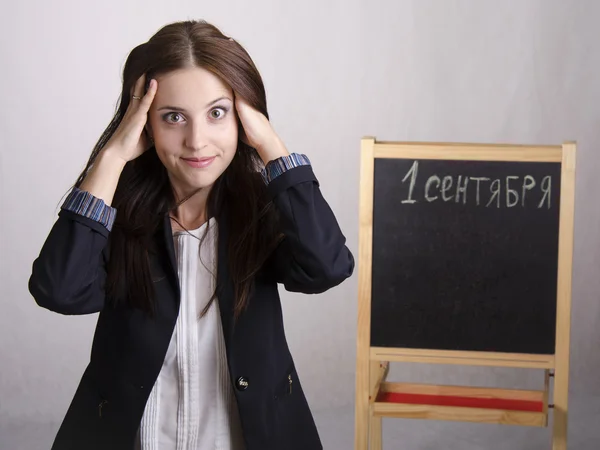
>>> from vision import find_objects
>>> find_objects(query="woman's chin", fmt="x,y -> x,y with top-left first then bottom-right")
166,173 -> 212,197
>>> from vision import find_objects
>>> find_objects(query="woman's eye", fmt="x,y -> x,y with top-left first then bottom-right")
209,107 -> 227,120
164,112 -> 184,123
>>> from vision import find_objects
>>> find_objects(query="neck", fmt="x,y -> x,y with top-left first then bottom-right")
170,184 -> 212,232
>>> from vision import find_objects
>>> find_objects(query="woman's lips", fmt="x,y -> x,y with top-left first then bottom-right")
181,156 -> 216,168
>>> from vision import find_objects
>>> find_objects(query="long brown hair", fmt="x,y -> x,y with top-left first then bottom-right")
73,20 -> 281,318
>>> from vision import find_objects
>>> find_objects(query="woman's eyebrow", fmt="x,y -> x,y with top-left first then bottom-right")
156,96 -> 232,112
157,105 -> 187,112
205,95 -> 232,108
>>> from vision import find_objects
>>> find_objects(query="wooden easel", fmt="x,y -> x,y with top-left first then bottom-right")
354,138 -> 576,450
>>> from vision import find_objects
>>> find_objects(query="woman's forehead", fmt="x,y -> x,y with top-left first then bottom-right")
154,67 -> 232,108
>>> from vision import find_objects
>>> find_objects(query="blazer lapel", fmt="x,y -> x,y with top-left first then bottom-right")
161,213 -> 181,301
216,207 -> 235,346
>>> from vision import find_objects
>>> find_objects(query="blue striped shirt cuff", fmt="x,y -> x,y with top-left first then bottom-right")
61,188 -> 117,232
261,153 -> 311,184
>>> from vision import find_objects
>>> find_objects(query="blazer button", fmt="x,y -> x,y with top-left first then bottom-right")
236,376 -> 249,391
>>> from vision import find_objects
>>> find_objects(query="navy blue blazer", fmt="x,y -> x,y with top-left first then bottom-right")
29,165 -> 354,450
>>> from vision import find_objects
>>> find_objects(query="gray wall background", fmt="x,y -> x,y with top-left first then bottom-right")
1,0 -> 598,448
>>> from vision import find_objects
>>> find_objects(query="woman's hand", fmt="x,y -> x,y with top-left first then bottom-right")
235,96 -> 289,164
79,74 -> 157,205
103,74 -> 158,164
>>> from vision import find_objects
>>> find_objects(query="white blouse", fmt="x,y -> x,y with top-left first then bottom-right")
136,219 -> 245,450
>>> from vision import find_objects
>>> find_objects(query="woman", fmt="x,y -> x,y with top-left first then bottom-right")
29,20 -> 353,450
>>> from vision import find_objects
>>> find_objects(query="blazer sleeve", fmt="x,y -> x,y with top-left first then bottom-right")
28,191 -> 114,315
264,164 -> 355,293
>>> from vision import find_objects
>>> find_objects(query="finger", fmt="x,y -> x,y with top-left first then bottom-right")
234,95 -> 248,112
138,79 -> 157,113
130,74 -> 146,99
233,96 -> 249,144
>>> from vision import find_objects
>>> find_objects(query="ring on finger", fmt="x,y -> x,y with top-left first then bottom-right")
132,95 -> 142,100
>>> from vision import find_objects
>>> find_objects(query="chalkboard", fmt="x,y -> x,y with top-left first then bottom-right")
370,158 -> 561,354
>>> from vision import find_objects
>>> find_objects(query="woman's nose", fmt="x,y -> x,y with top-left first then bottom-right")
185,122 -> 210,151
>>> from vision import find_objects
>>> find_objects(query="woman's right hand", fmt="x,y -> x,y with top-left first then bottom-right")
103,74 -> 158,163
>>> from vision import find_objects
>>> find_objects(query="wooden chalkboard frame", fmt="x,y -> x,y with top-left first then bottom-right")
354,138 -> 576,450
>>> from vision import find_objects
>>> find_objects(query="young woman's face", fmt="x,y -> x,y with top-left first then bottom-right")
148,66 -> 238,198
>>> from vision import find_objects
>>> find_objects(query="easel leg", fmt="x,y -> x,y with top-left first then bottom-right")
552,369 -> 569,450
552,142 -> 574,448
543,370 -> 550,427
354,362 -> 370,450
552,370 -> 569,450
552,407 -> 567,450
368,361 -> 386,450
355,401 -> 369,450
369,411 -> 382,450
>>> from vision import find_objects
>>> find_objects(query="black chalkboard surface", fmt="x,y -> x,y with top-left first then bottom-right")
370,158 -> 562,354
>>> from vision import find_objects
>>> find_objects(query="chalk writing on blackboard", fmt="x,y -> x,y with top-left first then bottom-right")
400,160 -> 552,209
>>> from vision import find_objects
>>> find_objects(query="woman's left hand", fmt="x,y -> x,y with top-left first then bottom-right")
235,96 -> 289,164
